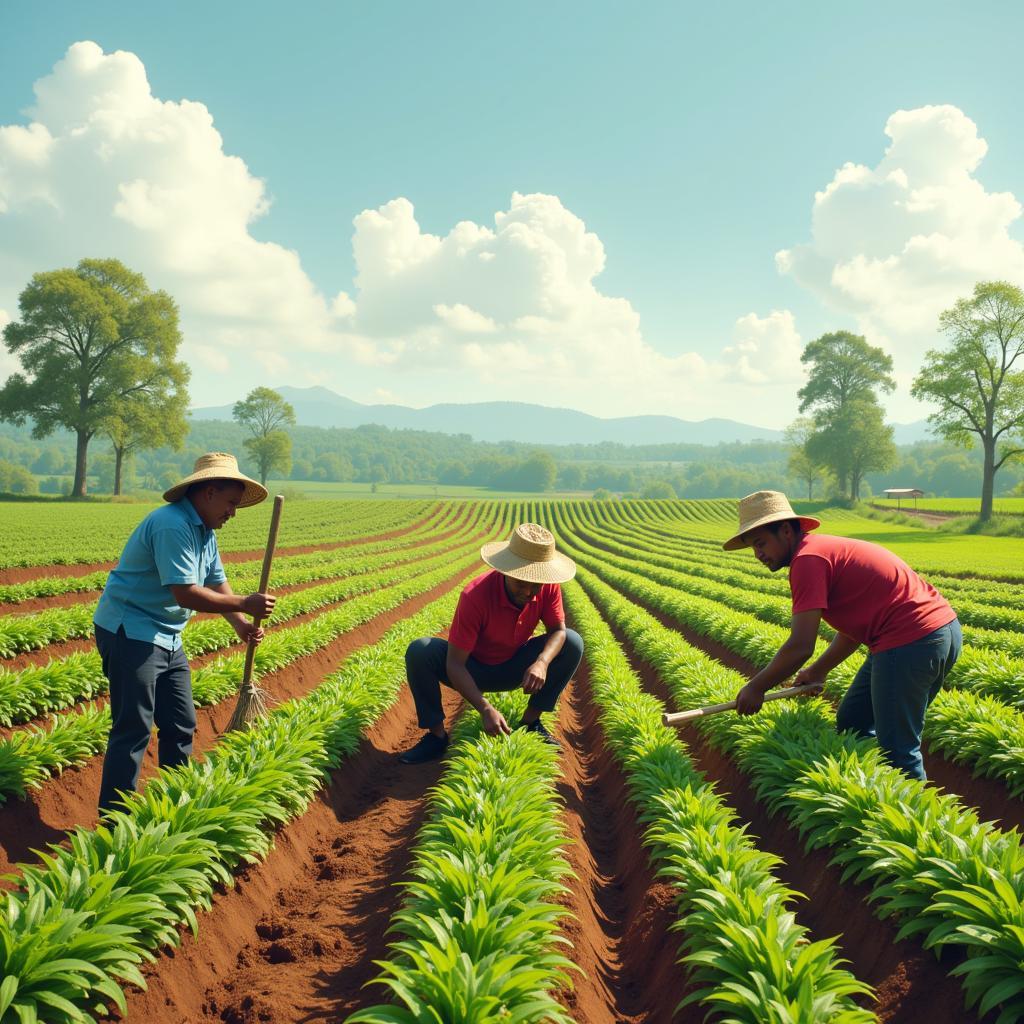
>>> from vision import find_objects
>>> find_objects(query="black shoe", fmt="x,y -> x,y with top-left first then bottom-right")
399,730 -> 449,764
518,718 -> 559,747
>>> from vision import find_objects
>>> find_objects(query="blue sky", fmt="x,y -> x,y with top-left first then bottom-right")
1,2 -> 1023,426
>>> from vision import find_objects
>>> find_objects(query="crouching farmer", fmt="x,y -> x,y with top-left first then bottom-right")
94,453 -> 277,813
725,490 -> 961,781
399,523 -> 583,764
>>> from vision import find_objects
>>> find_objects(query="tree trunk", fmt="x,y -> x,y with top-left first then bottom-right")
980,441 -> 996,521
72,431 -> 89,498
113,445 -> 124,496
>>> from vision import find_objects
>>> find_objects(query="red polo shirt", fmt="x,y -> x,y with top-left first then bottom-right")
789,534 -> 956,653
448,570 -> 565,664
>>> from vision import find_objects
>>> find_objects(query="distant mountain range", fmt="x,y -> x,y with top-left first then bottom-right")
191,386 -> 934,447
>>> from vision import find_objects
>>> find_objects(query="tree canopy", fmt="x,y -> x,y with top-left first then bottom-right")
0,258 -> 189,497
912,280 -> 1024,520
233,386 -> 297,484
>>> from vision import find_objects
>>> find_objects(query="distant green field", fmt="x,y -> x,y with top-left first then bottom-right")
873,497 -> 1024,515
264,479 -> 591,500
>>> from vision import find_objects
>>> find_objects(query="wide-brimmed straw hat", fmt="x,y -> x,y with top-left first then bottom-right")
723,490 -> 821,551
481,523 -> 576,584
163,452 -> 268,508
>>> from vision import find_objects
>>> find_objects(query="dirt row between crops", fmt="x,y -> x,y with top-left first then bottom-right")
0,506 -> 445,589
0,560 -> 481,881
598,612 -> 987,1024
121,650 -> 692,1023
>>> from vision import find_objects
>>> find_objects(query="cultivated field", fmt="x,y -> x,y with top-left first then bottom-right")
1,498 -> 1022,1023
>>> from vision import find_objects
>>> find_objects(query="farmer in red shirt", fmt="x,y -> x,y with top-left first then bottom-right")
725,491 -> 961,780
399,523 -> 583,765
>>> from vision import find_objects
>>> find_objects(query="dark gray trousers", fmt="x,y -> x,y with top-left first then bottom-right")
96,625 -> 196,812
405,629 -> 584,730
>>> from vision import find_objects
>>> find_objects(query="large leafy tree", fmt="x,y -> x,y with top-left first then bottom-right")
912,281 -> 1024,521
0,259 -> 189,497
798,331 -> 895,498
233,386 -> 296,484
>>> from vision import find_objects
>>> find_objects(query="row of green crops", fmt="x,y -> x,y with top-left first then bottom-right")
551,510 -> 1024,801
0,501 -> 469,608
571,562 -> 1024,1024
0,571 -> 468,1023
0,513 -> 492,728
0,544 -> 488,804
562,580 -> 875,1023
0,499 -> 434,570
0,502 -> 481,660
349,692 -> 575,1024
559,508 -> 1024,705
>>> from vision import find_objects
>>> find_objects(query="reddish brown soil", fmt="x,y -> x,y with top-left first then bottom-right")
121,682 -> 464,1024
554,664 -> 697,1023
0,508 -> 440,587
0,563 -> 479,881
607,618 -> 985,1024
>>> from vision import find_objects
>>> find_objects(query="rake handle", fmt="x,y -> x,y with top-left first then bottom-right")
240,495 -> 284,689
661,682 -> 823,725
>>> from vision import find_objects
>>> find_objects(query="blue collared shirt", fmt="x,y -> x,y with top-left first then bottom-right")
94,498 -> 227,651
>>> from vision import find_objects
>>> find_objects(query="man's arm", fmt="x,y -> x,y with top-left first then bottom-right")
793,631 -> 861,686
522,627 -> 566,694
446,643 -> 511,737
735,609 -> 822,715
169,583 -> 275,620
208,581 -> 269,644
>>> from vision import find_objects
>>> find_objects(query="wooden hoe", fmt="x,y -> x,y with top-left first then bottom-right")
226,494 -> 284,733
661,682 -> 823,726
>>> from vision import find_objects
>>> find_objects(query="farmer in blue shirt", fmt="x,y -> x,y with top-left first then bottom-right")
94,452 -> 276,812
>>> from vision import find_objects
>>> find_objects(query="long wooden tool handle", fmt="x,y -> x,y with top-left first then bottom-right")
240,495 -> 284,687
661,682 -> 823,726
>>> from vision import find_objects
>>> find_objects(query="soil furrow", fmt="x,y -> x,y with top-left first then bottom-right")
553,663 -> 697,1024
0,563 -> 479,880
122,682 -> 464,1024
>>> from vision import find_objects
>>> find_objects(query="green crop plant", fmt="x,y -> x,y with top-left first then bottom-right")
349,692 -> 575,1024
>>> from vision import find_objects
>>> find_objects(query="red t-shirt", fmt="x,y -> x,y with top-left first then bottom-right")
448,570 -> 565,665
789,534 -> 955,653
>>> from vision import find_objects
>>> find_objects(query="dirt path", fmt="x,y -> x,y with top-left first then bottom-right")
0,563 -> 478,881
553,664 -> 696,1023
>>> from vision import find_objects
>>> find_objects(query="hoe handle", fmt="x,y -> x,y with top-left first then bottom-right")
661,682 -> 823,725
241,495 -> 284,687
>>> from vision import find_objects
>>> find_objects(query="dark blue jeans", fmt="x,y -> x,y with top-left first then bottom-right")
405,630 -> 584,730
96,625 -> 196,812
835,619 -> 962,780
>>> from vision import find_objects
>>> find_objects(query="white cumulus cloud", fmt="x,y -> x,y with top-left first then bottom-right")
777,104 -> 1024,350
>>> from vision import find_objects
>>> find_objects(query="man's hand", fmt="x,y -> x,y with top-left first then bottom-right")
522,659 -> 548,694
480,703 -> 512,736
231,619 -> 265,645
242,592 -> 276,618
793,667 -> 825,690
735,683 -> 766,716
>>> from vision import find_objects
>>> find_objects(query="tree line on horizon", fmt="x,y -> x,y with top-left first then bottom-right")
1,259 -> 1022,519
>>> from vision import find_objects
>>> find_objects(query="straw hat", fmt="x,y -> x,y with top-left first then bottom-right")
722,491 -> 821,551
481,523 -> 576,584
163,452 -> 268,508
